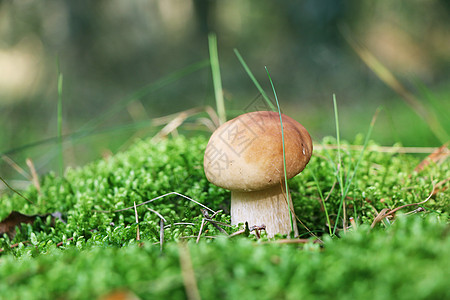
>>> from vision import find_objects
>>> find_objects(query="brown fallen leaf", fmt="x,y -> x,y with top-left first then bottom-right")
0,211 -> 38,239
98,290 -> 140,300
0,211 -> 65,239
414,143 -> 449,173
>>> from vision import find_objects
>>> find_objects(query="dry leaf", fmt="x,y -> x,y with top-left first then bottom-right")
0,211 -> 38,239
99,290 -> 140,300
0,211 -> 64,239
414,143 -> 449,173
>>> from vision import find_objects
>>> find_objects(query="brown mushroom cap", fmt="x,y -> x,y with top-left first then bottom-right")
204,111 -> 312,192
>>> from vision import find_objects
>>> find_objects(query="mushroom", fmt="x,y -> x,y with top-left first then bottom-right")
204,111 -> 312,237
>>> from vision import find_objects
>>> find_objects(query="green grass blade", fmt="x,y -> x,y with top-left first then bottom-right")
332,94 -> 345,235
57,71 -> 64,176
80,59 -> 209,132
0,117 -> 163,157
0,60 -> 210,157
415,81 -> 450,130
341,27 -> 449,143
234,49 -> 276,111
265,66 -> 294,234
332,105 -> 381,235
310,169 -> 332,236
333,94 -> 344,192
208,33 -> 226,124
343,107 -> 381,197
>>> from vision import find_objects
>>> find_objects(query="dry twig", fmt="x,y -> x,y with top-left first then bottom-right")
134,201 -> 140,241
144,207 -> 167,251
95,191 -> 216,215
370,182 -> 436,228
229,224 -> 266,238
26,158 -> 41,194
159,219 -> 164,252
0,176 -> 35,205
2,155 -> 31,180
260,238 -> 323,245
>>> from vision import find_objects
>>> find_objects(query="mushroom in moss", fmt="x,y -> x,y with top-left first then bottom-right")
203,111 -> 312,237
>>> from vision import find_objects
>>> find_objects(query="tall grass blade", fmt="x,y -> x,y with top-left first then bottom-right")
234,49 -> 276,111
415,80 -> 450,125
343,107 -> 381,197
80,60 -> 210,132
331,103 -> 381,235
0,61 -> 209,157
331,94 -> 347,234
208,33 -> 226,124
57,71 -> 64,176
265,66 -> 294,234
340,26 -> 449,143
310,169 -> 332,235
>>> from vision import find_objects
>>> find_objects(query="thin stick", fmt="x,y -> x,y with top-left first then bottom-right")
1,155 -> 31,180
196,219 -> 206,243
134,201 -> 140,241
210,210 -> 221,219
403,207 -> 425,215
151,110 -> 199,142
0,176 -> 35,205
164,222 -> 196,229
260,239 -> 323,245
200,209 -> 230,235
179,236 -> 217,240
370,182 -> 436,228
96,191 -> 216,214
204,106 -> 221,129
26,158 -> 41,194
160,219 -> 164,252
144,206 -> 167,251
145,207 -> 167,223
294,214 -> 323,243
229,224 -> 266,238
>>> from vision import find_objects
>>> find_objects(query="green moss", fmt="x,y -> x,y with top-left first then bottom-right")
0,135 -> 448,299
0,215 -> 448,300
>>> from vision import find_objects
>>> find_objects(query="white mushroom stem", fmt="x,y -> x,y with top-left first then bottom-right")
231,184 -> 299,238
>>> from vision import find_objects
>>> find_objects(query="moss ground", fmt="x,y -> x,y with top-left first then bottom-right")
0,136 -> 448,299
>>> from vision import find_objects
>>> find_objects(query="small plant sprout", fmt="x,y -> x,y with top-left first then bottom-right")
204,111 -> 312,237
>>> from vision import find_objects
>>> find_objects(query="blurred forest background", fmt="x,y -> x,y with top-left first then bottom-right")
1,0 -> 449,185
